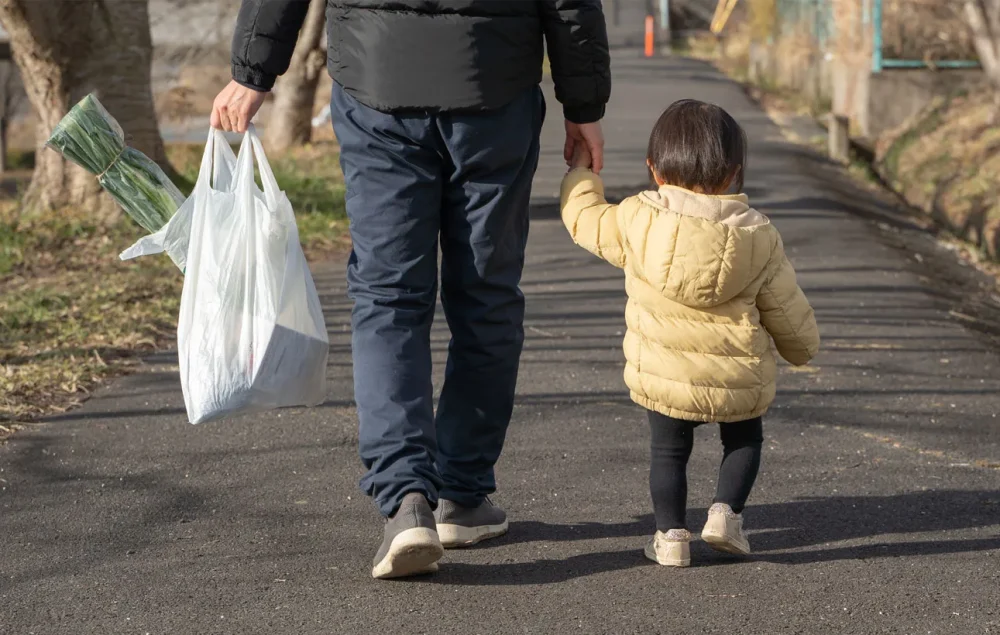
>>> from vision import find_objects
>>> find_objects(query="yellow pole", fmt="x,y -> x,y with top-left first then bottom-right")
710,0 -> 727,32
711,0 -> 741,34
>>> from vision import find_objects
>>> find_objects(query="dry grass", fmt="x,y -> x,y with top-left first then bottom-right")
828,0 -> 972,65
689,0 -> 832,114
770,22 -> 823,90
685,29 -> 750,81
738,0 -> 975,78
876,90 -> 1000,261
830,0 -> 870,65
683,31 -> 724,62
684,23 -> 830,119
881,0 -> 975,63
0,203 -> 182,429
747,0 -> 776,43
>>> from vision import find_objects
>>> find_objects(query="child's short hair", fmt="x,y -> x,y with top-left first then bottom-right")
646,99 -> 747,193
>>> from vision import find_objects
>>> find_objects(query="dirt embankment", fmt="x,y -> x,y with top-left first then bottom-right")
876,92 -> 1000,262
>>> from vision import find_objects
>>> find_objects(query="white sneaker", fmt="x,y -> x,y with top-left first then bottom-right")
644,528 -> 691,567
701,502 -> 751,556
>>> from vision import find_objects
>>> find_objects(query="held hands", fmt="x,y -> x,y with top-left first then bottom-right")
564,120 -> 604,173
210,80 -> 267,133
570,143 -> 593,171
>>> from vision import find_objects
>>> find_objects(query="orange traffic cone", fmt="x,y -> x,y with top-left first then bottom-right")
645,15 -> 655,57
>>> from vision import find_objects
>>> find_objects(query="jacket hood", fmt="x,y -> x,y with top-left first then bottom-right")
632,185 -> 775,308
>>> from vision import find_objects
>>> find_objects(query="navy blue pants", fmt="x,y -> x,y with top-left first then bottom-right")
331,83 -> 544,517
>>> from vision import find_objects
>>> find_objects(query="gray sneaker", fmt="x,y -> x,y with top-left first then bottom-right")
371,492 -> 444,579
434,498 -> 509,548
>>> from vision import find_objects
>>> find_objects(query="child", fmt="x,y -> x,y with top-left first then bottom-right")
560,99 -> 819,567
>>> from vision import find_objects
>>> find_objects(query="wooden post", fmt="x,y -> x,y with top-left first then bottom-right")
828,114 -> 850,163
645,15 -> 655,57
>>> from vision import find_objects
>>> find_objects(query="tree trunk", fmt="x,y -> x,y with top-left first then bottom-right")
965,0 -> 1000,121
265,0 -> 326,153
0,62 -> 9,174
0,120 -> 7,174
0,0 -> 167,216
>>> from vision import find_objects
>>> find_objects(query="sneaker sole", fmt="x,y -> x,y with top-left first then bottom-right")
701,529 -> 751,556
437,520 -> 509,548
371,527 -> 445,579
643,543 -> 690,567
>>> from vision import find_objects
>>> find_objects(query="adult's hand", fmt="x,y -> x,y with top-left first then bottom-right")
563,120 -> 605,174
210,80 -> 267,133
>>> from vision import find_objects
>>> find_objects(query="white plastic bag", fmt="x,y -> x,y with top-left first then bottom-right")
119,132 -> 239,271
175,126 -> 329,424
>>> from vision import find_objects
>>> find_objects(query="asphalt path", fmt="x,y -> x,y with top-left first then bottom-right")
2,54 -> 999,635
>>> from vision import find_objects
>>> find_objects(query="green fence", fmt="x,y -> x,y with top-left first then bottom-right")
870,0 -> 978,72
769,0 -> 978,73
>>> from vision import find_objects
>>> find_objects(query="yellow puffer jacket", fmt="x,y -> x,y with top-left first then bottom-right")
560,169 -> 820,423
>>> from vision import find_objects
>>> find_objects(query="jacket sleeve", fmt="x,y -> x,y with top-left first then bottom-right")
560,168 -> 625,268
231,0 -> 312,91
756,248 -> 820,366
539,0 -> 612,124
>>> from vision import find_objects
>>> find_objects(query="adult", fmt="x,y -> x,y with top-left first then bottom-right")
212,0 -> 611,579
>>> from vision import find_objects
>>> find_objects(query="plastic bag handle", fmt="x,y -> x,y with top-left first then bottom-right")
248,124 -> 281,206
195,128 -> 235,192
233,124 -> 281,210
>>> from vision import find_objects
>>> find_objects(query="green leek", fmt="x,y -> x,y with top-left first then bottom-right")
47,93 -> 184,234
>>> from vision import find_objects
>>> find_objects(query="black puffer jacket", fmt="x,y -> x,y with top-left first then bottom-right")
232,0 -> 610,123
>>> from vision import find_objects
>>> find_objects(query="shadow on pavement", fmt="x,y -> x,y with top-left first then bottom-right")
424,489 -> 999,585
427,549 -> 652,585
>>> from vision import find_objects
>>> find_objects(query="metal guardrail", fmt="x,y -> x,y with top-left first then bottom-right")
869,0 -> 978,72
769,0 -> 980,73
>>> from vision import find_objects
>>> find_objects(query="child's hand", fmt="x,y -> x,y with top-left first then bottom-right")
570,144 -> 593,170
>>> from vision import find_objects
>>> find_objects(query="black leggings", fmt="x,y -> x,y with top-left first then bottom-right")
648,410 -> 763,531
